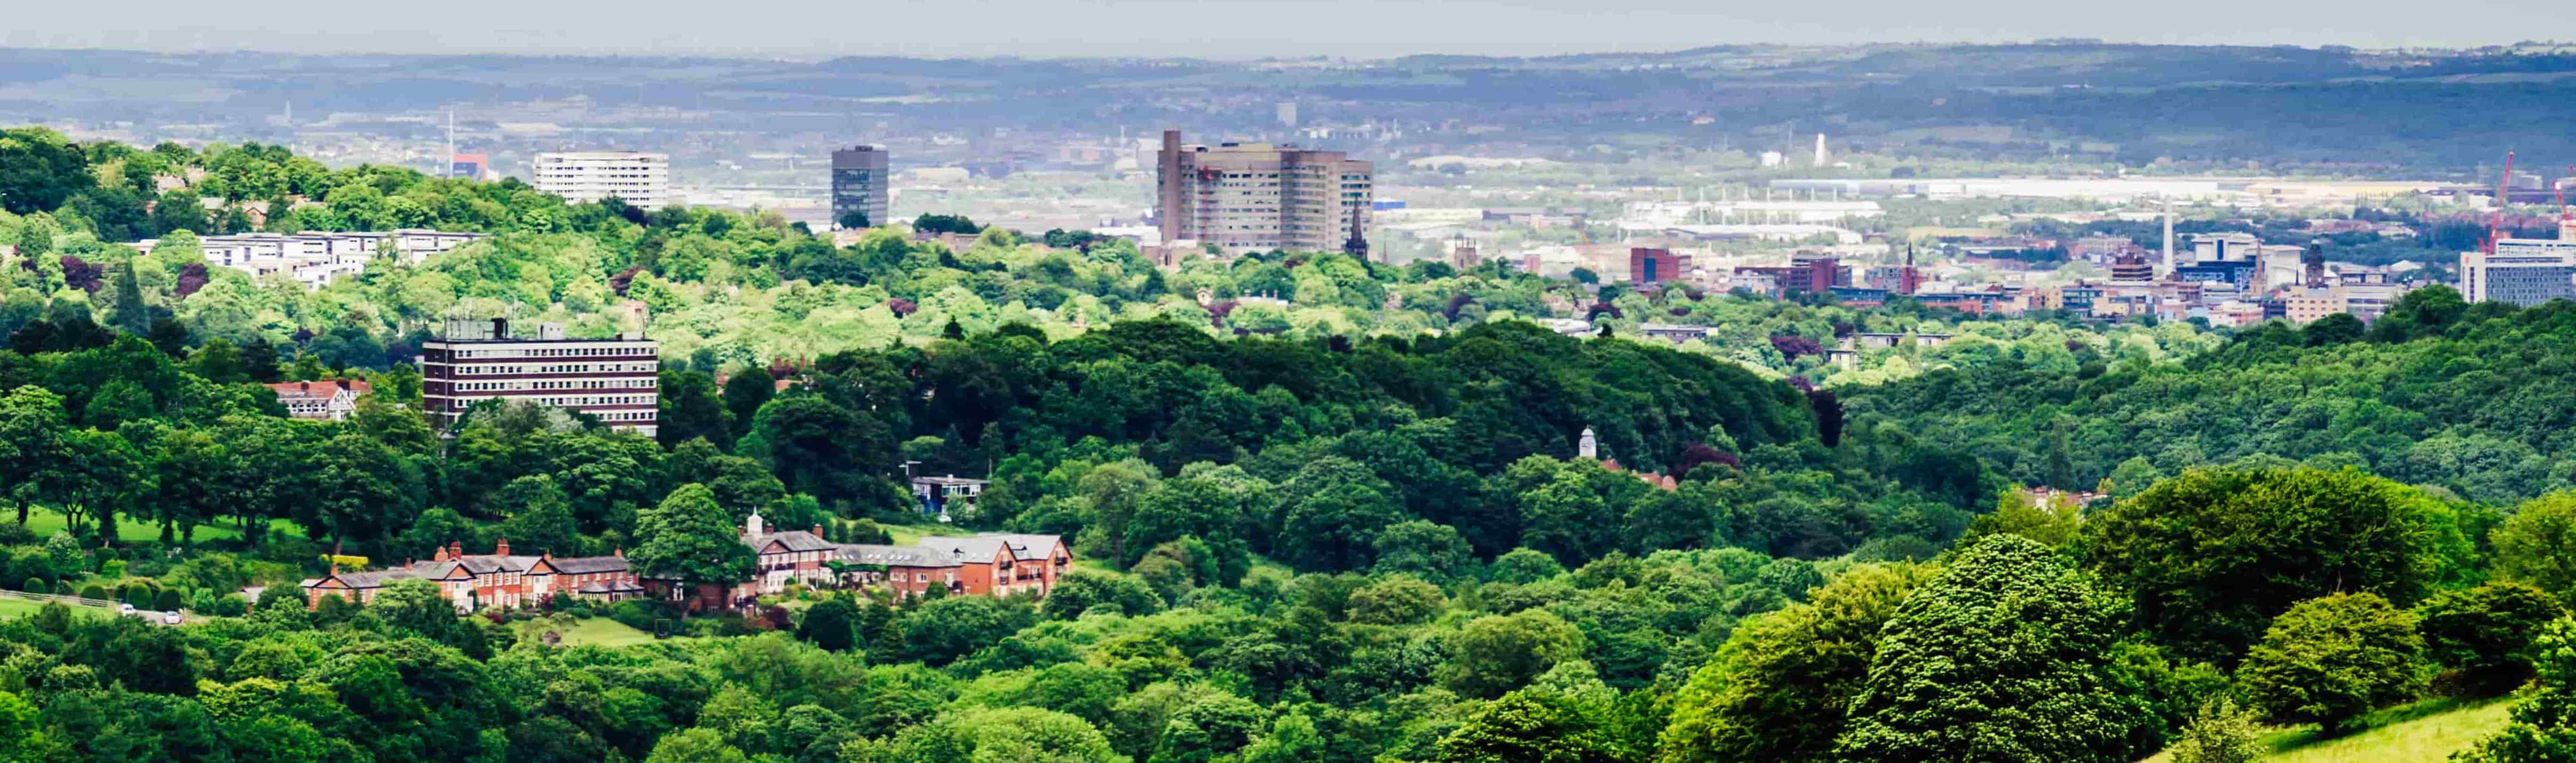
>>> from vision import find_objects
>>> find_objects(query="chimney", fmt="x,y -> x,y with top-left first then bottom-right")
432,545 -> 449,562
811,524 -> 824,538
613,546 -> 623,557
495,538 -> 510,556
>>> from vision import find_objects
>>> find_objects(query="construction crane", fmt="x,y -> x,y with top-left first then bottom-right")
2486,151 -> 2514,254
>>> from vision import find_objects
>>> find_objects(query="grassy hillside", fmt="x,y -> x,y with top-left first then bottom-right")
2143,697 -> 2515,763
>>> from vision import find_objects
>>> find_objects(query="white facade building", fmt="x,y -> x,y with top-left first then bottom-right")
133,230 -> 487,289
531,151 -> 676,210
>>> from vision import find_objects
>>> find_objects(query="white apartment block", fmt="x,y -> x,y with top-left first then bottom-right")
531,151 -> 677,210
133,230 -> 487,290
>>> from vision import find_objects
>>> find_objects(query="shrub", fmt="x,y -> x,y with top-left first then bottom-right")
77,585 -> 105,601
2239,593 -> 2427,734
21,577 -> 44,594
2167,698 -> 2262,763
154,588 -> 184,612
2417,581 -> 2567,690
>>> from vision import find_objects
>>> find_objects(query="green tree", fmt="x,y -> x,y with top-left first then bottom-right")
1347,575 -> 1444,625
0,127 -> 92,214
629,483 -> 754,588
495,475 -> 581,557
0,386 -> 70,525
1445,609 -> 1588,698
2417,582 -> 2567,689
799,596 -> 860,652
642,728 -> 749,763
1658,562 -> 1933,763
2455,617 -> 2576,763
1276,457 -> 1403,572
1040,570 -> 1163,620
2080,468 -> 2451,661
871,706 -> 1117,762
2166,699 -> 2261,763
1834,534 -> 2151,763
1433,689 -> 1624,763
2495,492 -> 2576,602
2238,592 -> 2427,734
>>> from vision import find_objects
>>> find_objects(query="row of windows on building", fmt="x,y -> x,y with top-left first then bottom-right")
447,346 -> 652,359
444,394 -> 654,408
445,378 -> 659,392
592,411 -> 658,422
453,363 -> 657,375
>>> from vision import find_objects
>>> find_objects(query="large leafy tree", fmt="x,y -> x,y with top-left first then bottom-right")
2238,593 -> 2426,734
0,127 -> 92,215
2079,467 -> 2456,661
629,483 -> 752,588
1659,562 -> 1933,763
0,386 -> 70,525
2494,491 -> 2576,603
1834,534 -> 2152,763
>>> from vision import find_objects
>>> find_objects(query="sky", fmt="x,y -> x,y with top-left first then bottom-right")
1,0 -> 2562,59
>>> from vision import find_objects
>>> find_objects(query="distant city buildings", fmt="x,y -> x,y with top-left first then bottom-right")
1154,129 -> 1373,257
2460,238 -> 2576,306
134,230 -> 487,289
418,318 -> 661,437
1629,247 -> 1689,285
531,151 -> 676,210
829,145 -> 890,230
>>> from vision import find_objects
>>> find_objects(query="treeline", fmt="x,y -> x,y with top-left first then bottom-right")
1847,285 -> 2576,504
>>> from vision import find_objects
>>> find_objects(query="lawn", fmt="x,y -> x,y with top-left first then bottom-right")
547,617 -> 665,648
2258,697 -> 2514,763
2142,696 -> 2516,763
14,506 -> 304,545
0,596 -> 115,620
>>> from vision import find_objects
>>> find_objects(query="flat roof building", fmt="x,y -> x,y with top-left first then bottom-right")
531,151 -> 676,210
418,318 -> 660,436
1155,129 -> 1372,258
831,145 -> 890,230
2460,237 -> 2576,306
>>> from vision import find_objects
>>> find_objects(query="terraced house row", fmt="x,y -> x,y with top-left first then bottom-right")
302,516 -> 1070,612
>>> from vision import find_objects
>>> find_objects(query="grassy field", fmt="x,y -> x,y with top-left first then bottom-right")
547,617 -> 664,648
13,506 -> 304,545
2143,696 -> 2516,763
0,596 -> 115,620
2257,697 -> 2514,763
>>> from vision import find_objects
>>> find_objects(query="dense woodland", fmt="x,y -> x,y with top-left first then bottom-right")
3,129 -> 2576,762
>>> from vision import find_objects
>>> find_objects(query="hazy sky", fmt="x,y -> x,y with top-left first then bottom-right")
2,0 -> 2558,58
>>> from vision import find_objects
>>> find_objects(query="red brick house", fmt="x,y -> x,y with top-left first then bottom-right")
302,539 -> 639,611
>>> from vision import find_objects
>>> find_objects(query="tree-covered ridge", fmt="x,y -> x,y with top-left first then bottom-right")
1844,286 -> 2576,504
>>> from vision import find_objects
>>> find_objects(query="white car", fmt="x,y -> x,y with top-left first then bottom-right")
162,612 -> 183,625
118,603 -> 136,616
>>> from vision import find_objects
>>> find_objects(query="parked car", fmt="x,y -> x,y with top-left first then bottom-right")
118,603 -> 136,616
162,611 -> 183,625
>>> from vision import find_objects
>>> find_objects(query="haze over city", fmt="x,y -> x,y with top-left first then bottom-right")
5,0 -> 2566,56
7,5 -> 2576,763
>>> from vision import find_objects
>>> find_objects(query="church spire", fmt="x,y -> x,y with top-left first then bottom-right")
1342,203 -> 1370,260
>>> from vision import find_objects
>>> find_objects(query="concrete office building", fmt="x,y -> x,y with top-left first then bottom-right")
1155,129 -> 1373,257
2461,235 -> 2576,306
419,318 -> 661,436
830,145 -> 890,230
531,151 -> 676,210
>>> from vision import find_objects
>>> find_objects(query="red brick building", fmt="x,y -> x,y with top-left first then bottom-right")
302,539 -> 641,611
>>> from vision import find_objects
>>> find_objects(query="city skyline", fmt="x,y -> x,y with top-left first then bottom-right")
4,0 -> 2567,59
